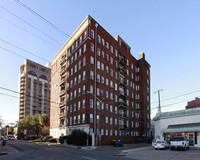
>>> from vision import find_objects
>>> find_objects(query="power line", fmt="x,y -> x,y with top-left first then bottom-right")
0,15 -> 59,49
0,38 -> 50,63
0,46 -> 27,59
151,89 -> 200,104
14,0 -> 73,39
0,86 -> 60,106
0,5 -> 63,45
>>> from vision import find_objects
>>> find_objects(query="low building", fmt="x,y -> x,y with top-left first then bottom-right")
153,108 -> 200,147
186,97 -> 200,109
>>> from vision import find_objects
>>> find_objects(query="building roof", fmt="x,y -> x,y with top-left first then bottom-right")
162,123 -> 200,133
153,108 -> 200,121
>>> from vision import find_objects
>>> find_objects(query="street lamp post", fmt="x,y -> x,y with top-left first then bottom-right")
87,91 -> 104,147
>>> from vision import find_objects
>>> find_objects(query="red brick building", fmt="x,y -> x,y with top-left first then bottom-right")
186,97 -> 200,109
50,15 -> 151,145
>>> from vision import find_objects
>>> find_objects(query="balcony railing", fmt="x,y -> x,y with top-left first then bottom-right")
60,78 -> 65,85
60,56 -> 67,65
59,112 -> 65,117
119,94 -> 126,100
60,68 -> 66,76
59,90 -> 65,97
119,113 -> 126,119
59,101 -> 66,107
119,125 -> 126,130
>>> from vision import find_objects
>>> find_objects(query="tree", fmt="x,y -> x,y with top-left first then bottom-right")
18,114 -> 48,138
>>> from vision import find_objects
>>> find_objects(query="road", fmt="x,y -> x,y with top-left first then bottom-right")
1,140 -> 131,160
124,146 -> 200,160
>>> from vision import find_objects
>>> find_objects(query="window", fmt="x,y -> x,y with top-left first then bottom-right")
115,107 -> 117,114
75,52 -> 77,60
110,81 -> 113,88
97,74 -> 100,83
83,85 -> 85,94
101,63 -> 104,70
101,129 -> 104,135
115,72 -> 118,79
115,130 -> 117,136
78,61 -> 81,70
75,40 -> 78,48
106,129 -> 108,136
71,67 -> 73,76
83,57 -> 86,66
119,39 -> 121,46
90,57 -> 94,65
106,91 -> 108,98
74,103 -> 76,111
105,116 -> 108,123
106,66 -> 109,73
78,74 -> 81,83
98,35 -> 101,43
90,99 -> 93,108
97,88 -> 100,96
83,44 -> 86,52
82,114 -> 85,123
110,130 -> 113,136
91,43 -> 94,52
84,30 -> 87,39
110,69 -> 113,77
110,92 -> 113,100
83,99 -> 85,108
101,76 -> 104,83
74,116 -> 76,124
90,71 -> 94,80
79,48 -> 82,57
115,61 -> 118,68
106,104 -> 108,110
78,88 -> 81,96
90,85 -> 93,93
79,35 -> 82,43
97,101 -> 100,110
110,45 -> 113,53
110,57 -> 113,65
110,105 -> 113,112
83,71 -> 86,80
102,51 -> 104,58
115,83 -> 118,91
106,79 -> 109,86
102,38 -> 105,45
110,117 -> 112,125
74,65 -> 77,73
74,90 -> 76,98
97,48 -> 100,56
90,114 -> 93,122
106,42 -> 109,49
97,61 -> 100,69
77,115 -> 80,124
91,29 -> 94,38
115,50 -> 118,57
74,77 -> 77,85
78,101 -> 80,110
106,54 -> 109,61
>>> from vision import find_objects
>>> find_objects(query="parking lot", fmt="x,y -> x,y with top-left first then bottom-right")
124,146 -> 200,160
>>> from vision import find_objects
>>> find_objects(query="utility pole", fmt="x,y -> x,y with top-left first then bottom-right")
155,89 -> 163,113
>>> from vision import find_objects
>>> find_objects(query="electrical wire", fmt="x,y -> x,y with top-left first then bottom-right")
0,5 -> 63,45
0,15 -> 59,49
14,0 -> 73,39
0,38 -> 50,63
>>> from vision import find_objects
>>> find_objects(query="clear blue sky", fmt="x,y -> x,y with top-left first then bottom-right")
0,0 -> 200,124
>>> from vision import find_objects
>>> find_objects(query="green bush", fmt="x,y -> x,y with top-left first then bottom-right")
65,129 -> 88,146
49,138 -> 58,143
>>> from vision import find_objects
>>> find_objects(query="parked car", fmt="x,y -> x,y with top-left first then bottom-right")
154,140 -> 169,150
152,139 -> 160,147
170,136 -> 189,150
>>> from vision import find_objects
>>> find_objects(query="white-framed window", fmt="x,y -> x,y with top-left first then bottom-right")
74,90 -> 76,98
78,101 -> 80,110
115,107 -> 117,114
91,43 -> 94,52
98,35 -> 101,43
115,50 -> 118,57
83,85 -> 85,94
101,63 -> 104,70
101,76 -> 104,83
83,99 -> 85,108
97,101 -> 100,110
90,99 -> 93,108
78,115 -> 80,124
78,61 -> 81,70
97,61 -> 100,69
90,114 -> 93,122
102,38 -> 105,46
91,29 -> 94,39
83,57 -> 86,66
90,71 -> 94,80
90,85 -> 93,93
106,129 -> 108,136
105,116 -> 108,123
75,52 -> 77,60
101,129 -> 104,136
84,30 -> 87,39
83,44 -> 86,52
79,48 -> 82,57
82,114 -> 85,123
110,45 -> 113,53
74,116 -> 76,124
79,35 -> 82,44
97,74 -> 100,83
102,51 -> 104,58
106,42 -> 109,49
97,48 -> 100,56
83,71 -> 86,80
78,74 -> 81,83
110,117 -> 112,125
74,103 -> 76,111
110,105 -> 113,112
90,56 -> 94,65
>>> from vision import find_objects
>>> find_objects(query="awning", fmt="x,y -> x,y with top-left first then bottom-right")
162,123 -> 200,133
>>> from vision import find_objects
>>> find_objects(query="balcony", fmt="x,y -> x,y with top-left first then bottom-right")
119,81 -> 126,88
60,78 -> 65,86
119,125 -> 126,130
119,93 -> 126,100
44,83 -> 48,87
60,56 -> 67,65
119,113 -> 126,119
59,112 -> 65,119
59,90 -> 65,97
59,101 -> 66,107
119,58 -> 126,67
60,68 -> 66,76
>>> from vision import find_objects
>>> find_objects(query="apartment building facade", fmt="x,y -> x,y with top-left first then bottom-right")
18,59 -> 51,120
50,15 -> 151,145
186,97 -> 200,109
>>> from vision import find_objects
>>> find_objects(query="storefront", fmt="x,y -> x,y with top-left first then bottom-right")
153,108 -> 200,147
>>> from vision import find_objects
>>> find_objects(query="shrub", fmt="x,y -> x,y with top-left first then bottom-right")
49,138 -> 58,143
43,136 -> 53,142
66,129 -> 88,146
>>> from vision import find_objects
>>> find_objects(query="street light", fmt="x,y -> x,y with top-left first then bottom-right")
87,91 -> 104,147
